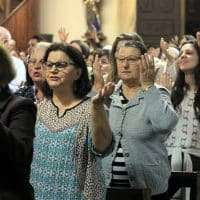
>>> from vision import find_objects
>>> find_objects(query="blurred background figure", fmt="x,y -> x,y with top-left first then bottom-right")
16,42 -> 51,103
70,39 -> 90,60
7,39 -> 19,57
99,46 -> 111,83
27,35 -> 44,57
0,26 -> 26,92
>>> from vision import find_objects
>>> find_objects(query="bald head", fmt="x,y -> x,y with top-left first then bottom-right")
0,26 -> 12,49
0,26 -> 11,40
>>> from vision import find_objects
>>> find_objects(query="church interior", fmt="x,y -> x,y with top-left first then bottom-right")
1,0 -> 200,51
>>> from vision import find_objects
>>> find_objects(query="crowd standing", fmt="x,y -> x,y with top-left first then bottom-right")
0,25 -> 200,200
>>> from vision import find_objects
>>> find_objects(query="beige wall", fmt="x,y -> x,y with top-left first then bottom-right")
39,0 -> 87,42
39,0 -> 137,45
102,0 -> 137,44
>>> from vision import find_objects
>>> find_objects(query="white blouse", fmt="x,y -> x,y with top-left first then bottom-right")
166,91 -> 200,172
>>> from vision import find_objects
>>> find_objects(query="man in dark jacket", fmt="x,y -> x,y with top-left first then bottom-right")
0,44 -> 36,200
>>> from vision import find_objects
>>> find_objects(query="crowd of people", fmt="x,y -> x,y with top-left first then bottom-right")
0,25 -> 200,200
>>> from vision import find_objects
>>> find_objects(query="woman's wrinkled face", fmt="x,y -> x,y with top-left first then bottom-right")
44,50 -> 81,90
28,48 -> 46,84
116,46 -> 141,83
177,43 -> 199,73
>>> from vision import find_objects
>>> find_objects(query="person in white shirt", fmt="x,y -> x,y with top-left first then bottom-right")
9,56 -> 26,92
0,26 -> 26,92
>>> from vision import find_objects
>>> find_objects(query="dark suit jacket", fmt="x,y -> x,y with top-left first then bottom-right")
0,87 -> 36,200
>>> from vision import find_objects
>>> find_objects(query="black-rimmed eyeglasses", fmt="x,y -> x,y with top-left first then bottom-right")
45,61 -> 75,70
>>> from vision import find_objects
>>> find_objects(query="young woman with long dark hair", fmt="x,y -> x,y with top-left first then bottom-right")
166,40 -> 200,199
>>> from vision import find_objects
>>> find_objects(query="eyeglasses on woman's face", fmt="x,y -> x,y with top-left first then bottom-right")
116,56 -> 140,65
44,61 -> 75,70
28,58 -> 44,66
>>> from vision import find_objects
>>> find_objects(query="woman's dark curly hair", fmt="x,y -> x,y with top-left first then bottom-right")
171,40 -> 200,121
42,43 -> 91,99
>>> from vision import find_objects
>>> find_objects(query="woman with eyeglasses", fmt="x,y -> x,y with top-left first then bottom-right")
15,42 -> 51,103
90,33 -> 144,94
102,39 -> 178,200
30,43 -> 114,200
110,33 -> 145,84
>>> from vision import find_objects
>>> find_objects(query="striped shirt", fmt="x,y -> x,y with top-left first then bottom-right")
110,88 -> 131,188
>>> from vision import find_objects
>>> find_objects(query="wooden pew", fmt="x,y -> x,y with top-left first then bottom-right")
169,171 -> 200,200
106,187 -> 151,200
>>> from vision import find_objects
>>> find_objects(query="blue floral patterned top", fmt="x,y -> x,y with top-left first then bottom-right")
30,98 -> 106,200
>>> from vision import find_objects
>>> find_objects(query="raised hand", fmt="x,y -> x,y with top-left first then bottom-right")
140,53 -> 157,89
155,72 -> 173,91
92,82 -> 115,105
58,27 -> 69,43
